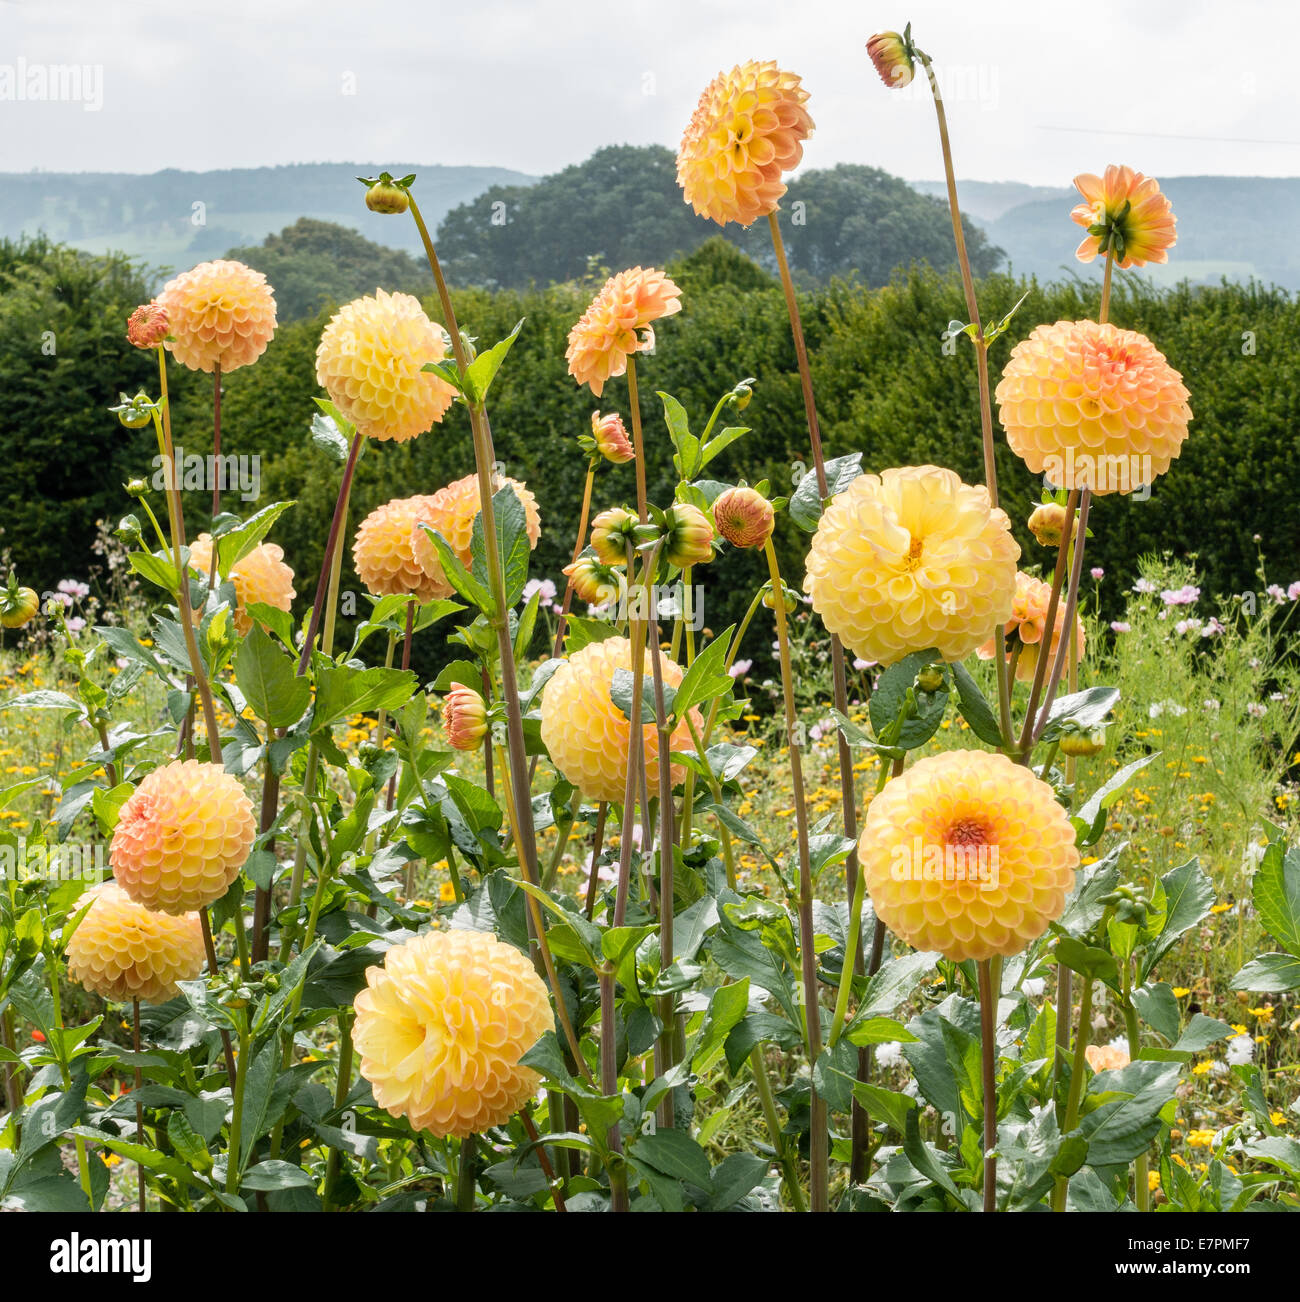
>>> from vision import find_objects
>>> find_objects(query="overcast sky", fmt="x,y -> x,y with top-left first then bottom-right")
2,0 -> 1296,186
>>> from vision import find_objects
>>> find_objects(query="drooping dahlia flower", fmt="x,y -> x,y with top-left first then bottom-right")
977,570 -> 1086,683
1026,502 -> 1076,549
865,32 -> 915,89
995,320 -> 1192,495
563,556 -> 625,608
1071,165 -> 1177,269
110,759 -> 257,915
589,506 -> 637,566
352,928 -> 552,1138
353,495 -> 452,603
315,289 -> 456,442
712,485 -> 774,549
677,60 -> 814,227
126,301 -> 169,350
539,636 -> 700,804
663,503 -> 715,569
565,267 -> 681,397
66,882 -> 204,1004
442,684 -> 488,751
419,472 -> 542,567
858,750 -> 1080,961
804,465 -> 1020,666
589,411 -> 635,464
156,260 -> 277,373
187,534 -> 296,636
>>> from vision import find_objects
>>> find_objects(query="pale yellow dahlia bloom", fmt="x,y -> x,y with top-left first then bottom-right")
157,260 -> 277,373
977,570 -> 1086,683
66,882 -> 204,1005
565,267 -> 681,397
1071,165 -> 1177,269
995,320 -> 1191,495
188,534 -> 296,636
353,495 -> 453,603
418,472 -> 542,567
315,289 -> 456,442
352,928 -> 552,1138
803,465 -> 1019,666
540,636 -> 700,804
110,759 -> 257,915
858,750 -> 1080,961
677,60 -> 814,227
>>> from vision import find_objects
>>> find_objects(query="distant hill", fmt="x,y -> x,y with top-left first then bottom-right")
915,175 -> 1300,291
0,162 -> 537,282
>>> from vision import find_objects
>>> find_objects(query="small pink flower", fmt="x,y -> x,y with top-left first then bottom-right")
728,659 -> 752,679
1090,567 -> 1104,580
1201,618 -> 1226,638
1288,582 -> 1300,601
1266,584 -> 1287,604
1161,585 -> 1200,606
1134,579 -> 1156,594
1110,621 -> 1131,634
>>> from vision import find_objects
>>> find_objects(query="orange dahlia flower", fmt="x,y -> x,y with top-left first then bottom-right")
866,32 -> 915,89
443,684 -> 488,751
565,267 -> 681,397
540,636 -> 700,804
1071,165 -> 1177,269
712,485 -> 774,549
352,928 -> 552,1138
157,260 -> 277,373
590,410 -> 635,464
858,750 -> 1080,961
1085,1043 -> 1131,1073
66,882 -> 204,1005
111,759 -> 257,915
804,465 -> 1020,666
315,289 -> 455,442
419,472 -> 542,567
677,60 -> 813,227
996,320 -> 1192,495
977,571 -> 1086,683
187,534 -> 296,636
353,495 -> 453,603
126,301 -> 169,350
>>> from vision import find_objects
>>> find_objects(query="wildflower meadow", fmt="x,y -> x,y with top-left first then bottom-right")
1,21 -> 1298,1260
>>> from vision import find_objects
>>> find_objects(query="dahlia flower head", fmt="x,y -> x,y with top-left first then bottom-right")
540,636 -> 701,804
677,60 -> 814,227
353,495 -> 453,603
865,31 -> 915,89
315,289 -> 456,442
443,684 -> 488,751
589,410 -> 635,464
996,320 -> 1191,495
126,301 -> 169,350
803,465 -> 1020,666
66,882 -> 205,1005
352,928 -> 552,1139
977,570 -> 1086,683
187,534 -> 296,636
858,749 -> 1080,961
1085,1043 -> 1131,1073
416,472 -> 542,571
712,485 -> 774,549
1071,165 -> 1177,269
156,260 -> 277,373
565,267 -> 681,397
110,759 -> 257,915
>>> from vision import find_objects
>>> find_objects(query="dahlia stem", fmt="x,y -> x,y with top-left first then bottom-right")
768,210 -> 862,1184
1052,974 -> 1094,1212
132,997 -> 146,1213
482,664 -> 495,803
0,1007 -> 20,1121
599,966 -> 629,1212
748,1042 -> 807,1212
206,365 -> 222,592
519,1108 -> 568,1212
613,543 -> 649,928
1099,252 -> 1115,326
319,456 -> 355,672
322,1009 -> 355,1211
200,908 -> 238,1082
762,537 -> 826,1212
551,461 -> 596,658
1120,959 -> 1151,1212
227,1019 -> 251,1196
385,599 -> 415,812
977,957 -> 1000,1212
47,952 -> 92,1205
583,801 -> 609,920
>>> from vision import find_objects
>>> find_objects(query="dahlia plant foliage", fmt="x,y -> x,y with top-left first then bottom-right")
2,28 -> 1298,1219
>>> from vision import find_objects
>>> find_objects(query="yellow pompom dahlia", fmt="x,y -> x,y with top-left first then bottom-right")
565,267 -> 681,397
677,60 -> 814,227
66,882 -> 204,1005
858,750 -> 1080,961
1071,165 -> 1177,269
977,570 -> 1086,684
996,320 -> 1191,495
803,465 -> 1019,666
540,636 -> 700,804
353,495 -> 452,603
111,759 -> 257,915
352,928 -> 552,1138
156,260 -> 277,373
419,472 -> 542,567
315,289 -> 456,442
187,534 -> 296,636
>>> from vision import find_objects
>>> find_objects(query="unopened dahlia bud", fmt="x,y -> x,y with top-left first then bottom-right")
866,30 -> 915,89
442,684 -> 488,751
1059,725 -> 1107,758
126,302 -> 169,349
590,411 -> 635,464
915,664 -> 945,694
763,581 -> 799,615
712,485 -> 774,550
664,503 -> 715,569
0,584 -> 40,629
114,391 -> 155,429
66,882 -> 204,1004
563,556 -> 625,607
1027,502 -> 1076,548
110,759 -> 257,915
361,172 -> 411,215
590,506 -> 638,566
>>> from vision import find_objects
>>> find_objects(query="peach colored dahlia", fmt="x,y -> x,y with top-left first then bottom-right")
157,260 -> 277,373
565,267 -> 681,397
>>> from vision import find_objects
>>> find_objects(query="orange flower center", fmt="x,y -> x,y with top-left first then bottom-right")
904,536 -> 925,571
947,818 -> 991,848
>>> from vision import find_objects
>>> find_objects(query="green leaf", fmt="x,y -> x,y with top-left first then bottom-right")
706,1152 -> 768,1210
950,661 -> 1004,746
1132,982 -> 1181,1044
1053,935 -> 1118,984
609,667 -> 654,724
1229,953 -> 1300,992
1253,841 -> 1300,958
309,411 -> 351,462
851,1082 -> 918,1136
432,658 -> 483,694
565,615 -> 619,653
311,664 -> 416,732
788,453 -> 863,531
669,624 -> 736,720
869,651 -> 949,749
1141,858 -> 1215,980
419,525 -> 491,613
235,625 -> 310,730
631,1128 -> 711,1190
1,689 -> 86,720
239,1160 -> 316,1191
851,950 -> 941,1023
470,484 -> 531,610
217,501 -> 296,572
128,548 -> 181,594
1039,687 -> 1118,744
698,426 -> 750,472
1171,1014 -> 1233,1055
692,979 -> 751,1074
462,319 -> 524,406
660,392 -> 700,480
1072,752 -> 1159,845
844,1016 -> 915,1048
